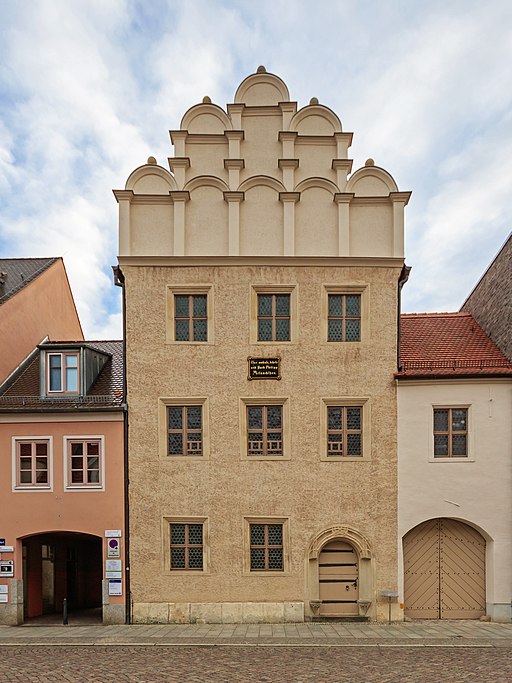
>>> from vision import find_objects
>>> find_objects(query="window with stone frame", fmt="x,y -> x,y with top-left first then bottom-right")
15,440 -> 50,488
327,406 -> 363,457
167,405 -> 203,456
257,293 -> 290,341
433,408 -> 468,457
247,405 -> 283,456
249,523 -> 284,571
327,294 -> 361,342
169,522 -> 204,570
174,294 -> 208,342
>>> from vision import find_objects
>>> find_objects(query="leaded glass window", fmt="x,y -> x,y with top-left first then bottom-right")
327,406 -> 362,457
175,294 -> 207,341
170,523 -> 203,570
433,408 -> 468,457
249,523 -> 284,571
167,406 -> 203,456
328,294 -> 361,342
247,405 -> 283,456
257,294 -> 290,341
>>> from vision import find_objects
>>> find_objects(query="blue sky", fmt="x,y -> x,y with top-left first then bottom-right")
1,0 -> 511,338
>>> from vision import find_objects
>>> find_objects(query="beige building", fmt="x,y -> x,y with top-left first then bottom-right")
397,312 -> 512,622
115,68 -> 410,623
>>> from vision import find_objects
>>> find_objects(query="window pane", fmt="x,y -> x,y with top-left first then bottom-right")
36,457 -> 47,470
171,524 -> 186,545
71,443 -> 83,456
20,471 -> 32,484
345,319 -> 360,342
327,433 -> 343,456
71,471 -> 83,483
267,524 -> 282,545
87,442 -> 99,456
168,433 -> 184,455
87,456 -> 99,470
66,362 -> 78,389
346,407 -> 361,431
328,294 -> 343,317
452,409 -> 467,432
434,410 -> 448,432
248,407 -> 263,429
258,295 -> 272,317
36,443 -> 47,457
266,406 -> 282,429
193,319 -> 207,341
248,434 -> 263,455
174,295 -> 189,317
347,433 -> 362,456
250,548 -> 266,570
275,318 -> 290,341
171,547 -> 186,569
187,407 -> 202,429
258,319 -> 273,341
250,524 -> 265,546
49,366 -> 62,391
188,525 -> 203,545
175,319 -> 189,341
268,548 -> 283,570
71,456 -> 83,469
87,470 -> 100,484
193,295 -> 207,317
434,434 -> 449,456
186,434 -> 202,456
168,407 -> 183,430
188,547 -> 203,569
452,434 -> 467,456
20,457 -> 32,470
266,435 -> 283,455
345,295 -> 360,317
20,443 -> 32,457
328,319 -> 343,342
275,295 -> 290,316
36,471 -> 48,484
328,407 -> 342,430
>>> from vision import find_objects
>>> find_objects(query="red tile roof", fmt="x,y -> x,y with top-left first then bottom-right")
397,312 -> 512,378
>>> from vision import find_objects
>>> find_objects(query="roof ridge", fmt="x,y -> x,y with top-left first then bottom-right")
401,311 -> 471,318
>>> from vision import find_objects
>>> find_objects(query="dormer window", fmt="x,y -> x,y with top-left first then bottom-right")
47,352 -> 79,394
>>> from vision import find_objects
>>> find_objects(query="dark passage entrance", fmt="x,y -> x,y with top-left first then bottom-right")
22,532 -> 102,619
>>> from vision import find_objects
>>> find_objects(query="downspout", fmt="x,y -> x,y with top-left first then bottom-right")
114,265 -> 131,624
397,264 -> 411,371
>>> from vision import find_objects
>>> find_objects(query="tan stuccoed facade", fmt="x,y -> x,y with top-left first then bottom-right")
116,69 -> 410,623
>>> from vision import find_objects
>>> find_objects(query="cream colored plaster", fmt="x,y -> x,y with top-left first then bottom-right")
397,380 -> 512,619
131,204 -> 174,256
295,187 -> 337,256
350,205 -> 394,257
186,186 -> 229,255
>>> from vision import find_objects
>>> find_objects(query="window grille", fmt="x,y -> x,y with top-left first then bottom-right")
250,523 -> 284,571
175,294 -> 207,341
328,294 -> 361,342
247,405 -> 283,456
257,294 -> 290,341
433,408 -> 468,457
170,523 -> 203,570
327,406 -> 362,456
167,406 -> 203,456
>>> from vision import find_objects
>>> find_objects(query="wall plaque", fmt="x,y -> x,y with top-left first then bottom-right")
248,356 -> 281,380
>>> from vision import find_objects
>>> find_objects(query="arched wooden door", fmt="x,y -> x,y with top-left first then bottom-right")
319,540 -> 359,617
403,519 -> 486,619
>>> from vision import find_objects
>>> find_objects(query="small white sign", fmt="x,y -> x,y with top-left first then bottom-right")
0,594 -> 8,603
105,560 -> 122,572
107,538 -> 121,558
105,530 -> 122,538
106,571 -> 122,579
0,585 -> 8,593
0,547 -> 14,553
108,579 -> 123,596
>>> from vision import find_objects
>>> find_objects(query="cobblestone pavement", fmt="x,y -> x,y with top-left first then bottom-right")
2,644 -> 512,682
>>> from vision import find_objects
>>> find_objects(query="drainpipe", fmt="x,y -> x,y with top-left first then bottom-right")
397,264 -> 411,371
114,265 -> 131,625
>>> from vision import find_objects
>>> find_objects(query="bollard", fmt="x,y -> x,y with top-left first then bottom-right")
63,597 -> 68,625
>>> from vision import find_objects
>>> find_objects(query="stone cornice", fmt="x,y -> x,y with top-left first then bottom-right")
224,130 -> 245,141
332,159 -> 353,172
169,191 -> 190,202
224,159 -> 245,170
279,192 -> 300,203
118,255 -> 405,268
389,191 -> 412,206
223,191 -> 244,202
278,131 -> 298,142
278,159 -> 299,169
168,157 -> 190,170
113,189 -> 134,203
333,193 -> 355,204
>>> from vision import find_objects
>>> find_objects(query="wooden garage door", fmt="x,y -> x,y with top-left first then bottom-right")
319,540 -> 359,616
404,519 -> 485,619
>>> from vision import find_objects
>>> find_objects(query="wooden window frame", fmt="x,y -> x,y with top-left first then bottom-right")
174,294 -> 207,342
166,405 -> 203,457
63,436 -> 104,490
257,293 -> 291,342
326,405 -> 363,457
250,285 -> 298,345
162,517 -> 209,575
320,398 -> 371,462
247,405 -> 283,457
240,397 -> 290,460
12,437 -> 53,491
433,407 -> 469,458
249,522 -> 284,572
166,285 -> 214,345
321,285 -> 368,345
327,293 -> 361,342
46,351 -> 80,395
158,397 -> 209,460
243,516 -> 290,576
169,522 -> 204,571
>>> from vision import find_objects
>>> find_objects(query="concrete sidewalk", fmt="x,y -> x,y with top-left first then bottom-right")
1,621 -> 512,647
